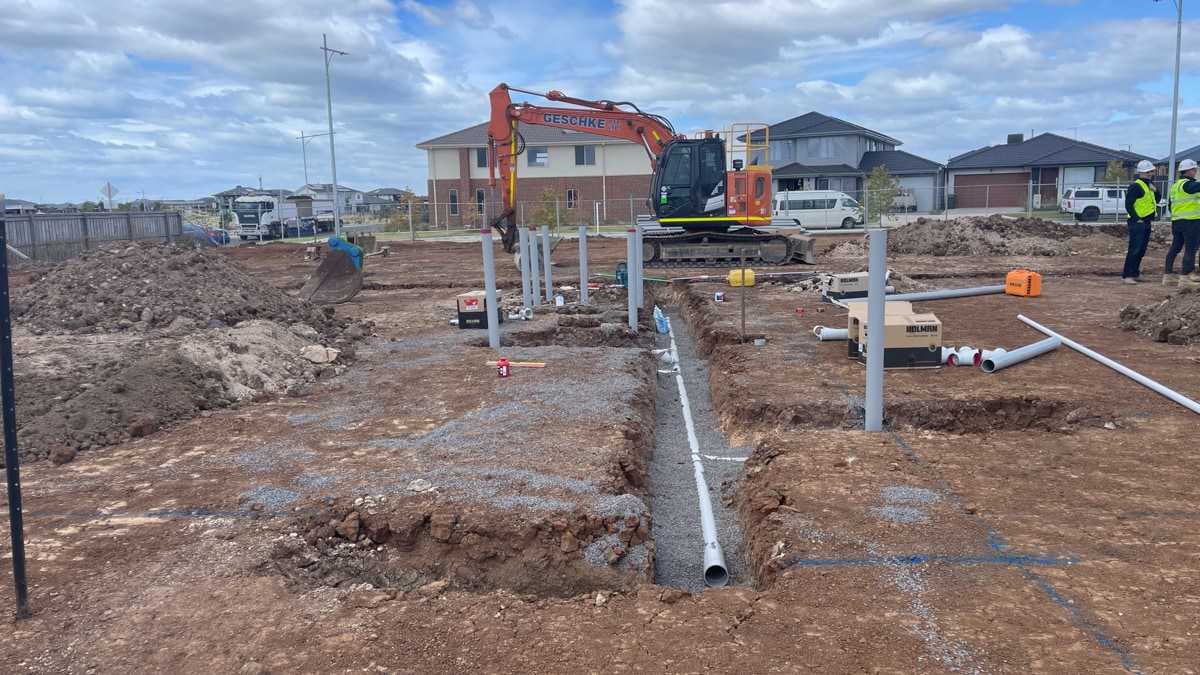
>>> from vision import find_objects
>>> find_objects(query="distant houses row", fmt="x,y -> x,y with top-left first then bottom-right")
3,184 -> 417,216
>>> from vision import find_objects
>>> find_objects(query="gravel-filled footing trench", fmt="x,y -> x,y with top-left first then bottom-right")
648,306 -> 751,592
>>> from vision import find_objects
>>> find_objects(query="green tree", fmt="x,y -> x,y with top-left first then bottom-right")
81,201 -> 98,212
858,165 -> 900,225
526,187 -> 563,228
385,187 -> 430,232
1103,160 -> 1129,185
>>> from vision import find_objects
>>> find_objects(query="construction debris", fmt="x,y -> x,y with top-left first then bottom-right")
1120,288 -> 1200,345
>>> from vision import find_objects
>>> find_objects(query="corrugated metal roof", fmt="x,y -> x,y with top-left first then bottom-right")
948,133 -> 1152,169
417,122 -> 636,148
859,150 -> 942,175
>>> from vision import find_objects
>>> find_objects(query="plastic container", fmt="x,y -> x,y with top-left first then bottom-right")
714,291 -> 725,302
1005,269 -> 1042,297
653,306 -> 668,334
496,357 -> 510,378
727,268 -> 756,287
555,294 -> 564,306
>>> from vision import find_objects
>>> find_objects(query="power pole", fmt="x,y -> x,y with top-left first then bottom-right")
321,34 -> 348,237
296,130 -> 332,187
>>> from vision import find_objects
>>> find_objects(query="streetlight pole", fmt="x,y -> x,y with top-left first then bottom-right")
1157,0 -> 1184,186
296,130 -> 332,187
321,34 -> 348,237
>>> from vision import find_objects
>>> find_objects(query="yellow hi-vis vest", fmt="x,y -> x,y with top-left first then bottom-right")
1133,179 -> 1157,218
1170,179 -> 1200,220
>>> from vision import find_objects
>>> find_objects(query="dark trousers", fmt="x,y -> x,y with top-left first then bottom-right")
1123,217 -> 1152,279
1165,219 -> 1200,275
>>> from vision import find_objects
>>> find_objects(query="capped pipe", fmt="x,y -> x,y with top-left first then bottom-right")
981,338 -> 1058,373
812,325 -> 849,341
1018,315 -> 1200,415
667,317 -> 728,587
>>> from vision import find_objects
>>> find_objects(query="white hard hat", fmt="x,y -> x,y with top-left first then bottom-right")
1181,159 -> 1198,172
1136,160 -> 1155,173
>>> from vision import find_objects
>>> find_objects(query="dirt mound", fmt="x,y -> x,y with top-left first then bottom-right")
1119,288 -> 1200,345
825,216 -> 1130,258
13,241 -> 360,342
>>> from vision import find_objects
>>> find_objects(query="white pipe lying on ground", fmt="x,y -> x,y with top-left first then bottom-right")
1017,315 -> 1200,414
979,348 -> 1009,365
846,284 -> 1006,304
812,325 -> 849,341
940,347 -> 956,365
666,317 -> 729,588
981,338 -> 1059,373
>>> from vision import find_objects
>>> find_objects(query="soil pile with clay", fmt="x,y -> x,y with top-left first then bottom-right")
1119,288 -> 1200,345
826,216 -> 1134,257
10,242 -> 374,465
13,241 -> 358,341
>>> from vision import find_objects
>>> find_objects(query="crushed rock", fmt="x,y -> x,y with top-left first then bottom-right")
1119,288 -> 1200,345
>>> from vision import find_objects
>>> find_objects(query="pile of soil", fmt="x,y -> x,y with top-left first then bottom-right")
825,216 -> 1132,258
1119,288 -> 1200,345
10,241 -> 375,464
13,241 -> 359,342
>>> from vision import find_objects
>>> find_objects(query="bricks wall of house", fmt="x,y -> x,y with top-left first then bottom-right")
426,173 -> 652,226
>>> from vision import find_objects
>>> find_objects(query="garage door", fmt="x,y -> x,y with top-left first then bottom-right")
953,173 -> 1028,208
898,175 -> 936,212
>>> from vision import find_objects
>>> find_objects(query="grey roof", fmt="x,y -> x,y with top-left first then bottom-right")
745,112 -> 901,145
1157,144 -> 1200,164
948,133 -> 1151,170
772,162 -> 860,178
368,187 -> 406,196
417,122 -> 636,148
214,186 -> 292,198
363,195 -> 391,205
3,199 -> 37,208
296,183 -> 361,194
859,150 -> 942,175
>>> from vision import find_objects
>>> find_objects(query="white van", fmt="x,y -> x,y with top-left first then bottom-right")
773,190 -> 863,229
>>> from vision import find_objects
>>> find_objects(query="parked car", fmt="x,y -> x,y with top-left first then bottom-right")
1063,187 -> 1124,222
772,190 -> 863,229
181,221 -> 218,247
1058,188 -> 1074,213
206,227 -> 230,245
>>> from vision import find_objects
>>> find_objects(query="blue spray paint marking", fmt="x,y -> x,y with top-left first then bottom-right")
784,553 -> 1076,570
889,433 -> 1139,673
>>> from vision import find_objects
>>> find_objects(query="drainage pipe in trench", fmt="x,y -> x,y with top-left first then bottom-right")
666,317 -> 729,588
980,337 -> 1059,373
1018,315 -> 1200,415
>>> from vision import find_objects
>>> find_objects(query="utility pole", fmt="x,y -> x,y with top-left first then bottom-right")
1155,0 -> 1184,188
321,34 -> 348,237
296,130 -> 332,187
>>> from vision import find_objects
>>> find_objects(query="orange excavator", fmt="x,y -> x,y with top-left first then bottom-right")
486,83 -> 814,266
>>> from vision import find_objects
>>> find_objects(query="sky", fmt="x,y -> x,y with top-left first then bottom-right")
3,0 -> 1200,203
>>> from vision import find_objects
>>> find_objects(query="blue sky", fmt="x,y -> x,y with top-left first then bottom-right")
2,0 -> 1199,203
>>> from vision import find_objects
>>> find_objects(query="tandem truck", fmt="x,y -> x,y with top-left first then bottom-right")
234,195 -> 335,240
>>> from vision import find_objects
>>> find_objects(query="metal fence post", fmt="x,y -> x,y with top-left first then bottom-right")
126,211 -> 135,241
985,186 -> 990,215
80,213 -> 91,250
555,197 -> 560,233
0,212 -> 30,621
408,201 -> 414,241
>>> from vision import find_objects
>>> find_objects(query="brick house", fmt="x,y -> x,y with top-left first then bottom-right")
416,123 -> 653,227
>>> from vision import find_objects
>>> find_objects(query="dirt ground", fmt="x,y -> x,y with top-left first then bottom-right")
0,228 -> 1198,673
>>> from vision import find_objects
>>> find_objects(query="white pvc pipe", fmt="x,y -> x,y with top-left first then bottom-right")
627,229 -> 637,332
480,229 -> 500,350
528,226 -> 541,305
666,317 -> 728,588
578,225 -> 588,304
812,325 -> 849,341
846,284 -> 1006,305
865,228 -> 887,431
979,348 -> 1009,365
940,347 -> 956,365
949,346 -> 980,368
981,338 -> 1059,373
540,225 -> 553,301
1018,315 -> 1200,414
518,227 -> 532,309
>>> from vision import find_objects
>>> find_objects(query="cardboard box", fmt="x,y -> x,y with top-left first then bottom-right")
456,291 -> 503,330
845,301 -> 913,359
822,273 -> 871,302
856,312 -> 942,369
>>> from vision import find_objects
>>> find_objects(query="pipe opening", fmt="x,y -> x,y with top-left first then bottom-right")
981,359 -> 998,373
704,564 -> 730,588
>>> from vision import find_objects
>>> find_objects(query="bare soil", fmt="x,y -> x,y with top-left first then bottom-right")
0,233 -> 1197,673
1120,287 -> 1200,345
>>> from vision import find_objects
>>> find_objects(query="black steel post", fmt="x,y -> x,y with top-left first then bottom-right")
0,214 -> 30,619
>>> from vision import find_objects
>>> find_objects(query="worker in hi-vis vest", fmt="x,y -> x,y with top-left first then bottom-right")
1165,158 -> 1200,287
1122,159 -> 1159,284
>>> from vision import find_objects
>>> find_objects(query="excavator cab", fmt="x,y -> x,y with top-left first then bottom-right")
651,138 -> 729,231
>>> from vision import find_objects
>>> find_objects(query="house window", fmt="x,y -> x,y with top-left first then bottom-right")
528,147 -> 549,167
574,146 -> 595,165
771,141 -> 793,162
448,189 -> 459,216
476,148 -> 488,168
567,189 -> 579,209
808,137 -> 846,159
476,188 -> 486,214
816,178 -> 830,190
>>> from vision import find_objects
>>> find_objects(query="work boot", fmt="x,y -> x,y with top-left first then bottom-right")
1190,272 -> 1200,282
1122,277 -> 1138,285
1163,273 -> 1180,285
1180,275 -> 1200,288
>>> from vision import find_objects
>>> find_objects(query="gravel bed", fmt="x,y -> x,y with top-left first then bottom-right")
647,308 -> 750,592
870,505 -> 931,524
881,486 -> 942,506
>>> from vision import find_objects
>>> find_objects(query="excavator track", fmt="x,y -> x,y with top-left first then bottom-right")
642,230 -> 814,267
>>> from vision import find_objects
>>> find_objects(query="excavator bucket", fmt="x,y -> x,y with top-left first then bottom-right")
512,235 -> 564,271
298,249 -> 363,304
788,235 -> 816,265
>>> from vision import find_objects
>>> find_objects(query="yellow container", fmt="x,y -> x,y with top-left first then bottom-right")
727,268 -> 756,287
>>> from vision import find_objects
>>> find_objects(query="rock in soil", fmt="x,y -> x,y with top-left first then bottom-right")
1119,288 -> 1200,345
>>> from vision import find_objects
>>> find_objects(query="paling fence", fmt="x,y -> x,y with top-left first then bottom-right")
4,212 -> 184,264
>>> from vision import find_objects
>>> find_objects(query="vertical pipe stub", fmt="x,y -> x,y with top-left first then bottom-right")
518,227 -> 532,309
627,229 -> 637,332
528,226 -> 541,305
578,225 -> 589,304
540,225 -> 553,302
864,228 -> 888,431
480,228 -> 501,350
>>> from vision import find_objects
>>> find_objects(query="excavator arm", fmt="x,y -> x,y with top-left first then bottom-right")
486,83 -> 683,252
